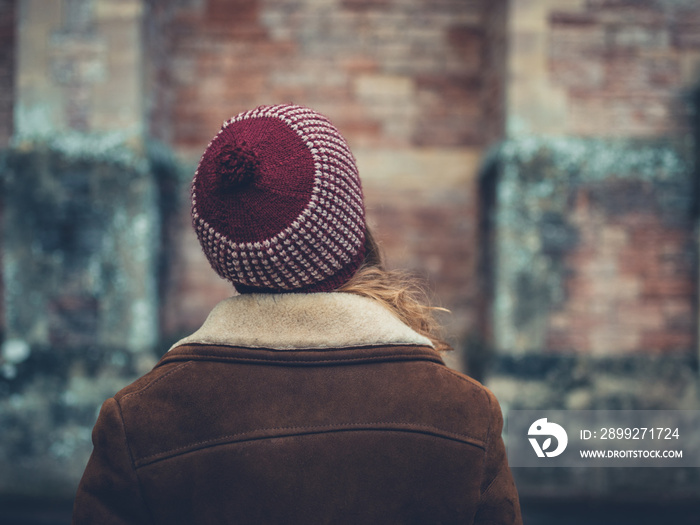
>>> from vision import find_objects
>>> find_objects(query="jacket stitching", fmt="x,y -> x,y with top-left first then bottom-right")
479,468 -> 502,499
172,341 -> 432,351
438,366 -> 496,498
482,388 -> 494,448
114,399 -> 157,525
175,341 -> 438,350
158,353 -> 441,366
440,366 -> 487,390
134,422 -> 486,466
120,361 -> 193,400
479,390 -> 496,499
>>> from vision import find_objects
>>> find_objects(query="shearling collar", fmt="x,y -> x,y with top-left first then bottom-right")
170,292 -> 434,351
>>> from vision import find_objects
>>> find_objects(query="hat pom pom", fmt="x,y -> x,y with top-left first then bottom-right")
216,142 -> 260,191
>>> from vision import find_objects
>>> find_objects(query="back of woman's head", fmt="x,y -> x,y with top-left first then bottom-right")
192,104 -> 366,294
192,104 -> 450,351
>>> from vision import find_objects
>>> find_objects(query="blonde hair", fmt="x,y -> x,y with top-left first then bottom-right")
337,229 -> 452,353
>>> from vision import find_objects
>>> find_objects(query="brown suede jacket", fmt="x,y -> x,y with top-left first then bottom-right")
72,293 -> 522,525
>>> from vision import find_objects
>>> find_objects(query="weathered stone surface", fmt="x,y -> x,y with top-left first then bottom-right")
489,355 -> 699,411
0,137 -> 174,498
481,137 -> 695,357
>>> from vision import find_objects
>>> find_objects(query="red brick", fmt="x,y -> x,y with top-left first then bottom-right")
638,332 -> 695,353
341,0 -> 391,10
206,0 -> 259,27
549,11 -> 600,26
447,25 -> 482,69
550,58 -> 604,89
642,280 -> 695,298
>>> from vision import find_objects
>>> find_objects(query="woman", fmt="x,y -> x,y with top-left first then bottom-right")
72,104 -> 522,524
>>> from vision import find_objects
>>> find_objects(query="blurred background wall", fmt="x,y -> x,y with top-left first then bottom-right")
1,0 -> 700,521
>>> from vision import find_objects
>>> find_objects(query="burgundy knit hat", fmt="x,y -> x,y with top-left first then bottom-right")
192,104 -> 366,293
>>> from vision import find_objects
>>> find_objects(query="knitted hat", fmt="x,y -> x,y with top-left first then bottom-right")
192,104 -> 366,294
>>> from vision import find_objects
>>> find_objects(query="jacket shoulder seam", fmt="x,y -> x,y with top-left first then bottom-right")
112,398 -> 157,525
439,366 -> 488,390
119,361 -> 193,401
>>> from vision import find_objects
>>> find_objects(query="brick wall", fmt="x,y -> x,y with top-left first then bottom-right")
509,0 -> 700,137
550,0 -> 700,136
146,0 -> 503,153
547,179 -> 696,355
500,0 -> 700,359
487,138 -> 695,358
147,0 -> 508,348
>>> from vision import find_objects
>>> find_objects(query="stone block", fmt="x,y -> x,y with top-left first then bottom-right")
550,58 -> 604,90
354,73 -> 415,100
94,0 -> 143,20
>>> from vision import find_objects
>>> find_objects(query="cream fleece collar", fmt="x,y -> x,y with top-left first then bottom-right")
170,293 -> 433,351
